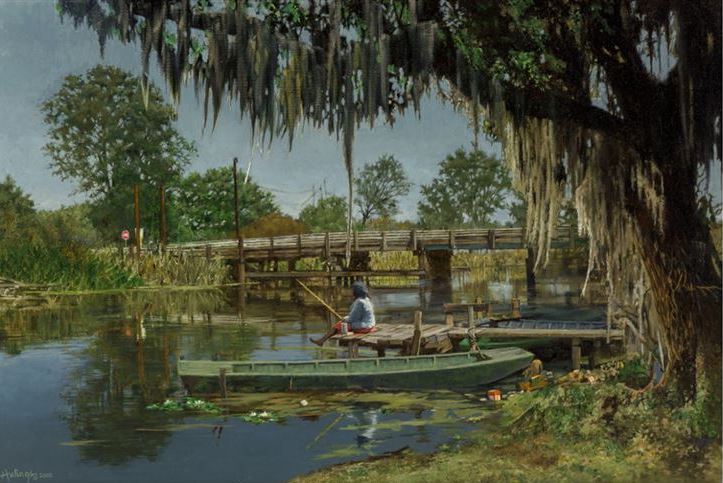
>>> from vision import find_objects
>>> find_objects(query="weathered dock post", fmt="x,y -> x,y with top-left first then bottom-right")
445,312 -> 455,326
571,337 -> 582,371
219,368 -> 228,398
525,247 -> 536,294
511,298 -> 521,318
410,311 -> 423,355
589,339 -> 602,368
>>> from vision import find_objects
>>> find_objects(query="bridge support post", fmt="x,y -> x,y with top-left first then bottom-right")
420,250 -> 452,285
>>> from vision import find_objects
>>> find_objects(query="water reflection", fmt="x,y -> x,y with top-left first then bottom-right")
0,265 -> 606,482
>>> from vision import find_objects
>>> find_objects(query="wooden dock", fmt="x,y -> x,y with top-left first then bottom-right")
329,313 -> 623,370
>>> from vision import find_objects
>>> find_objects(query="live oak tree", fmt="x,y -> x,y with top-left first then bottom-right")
418,149 -> 511,228
355,154 -> 411,228
60,1 -> 721,419
41,65 -> 196,240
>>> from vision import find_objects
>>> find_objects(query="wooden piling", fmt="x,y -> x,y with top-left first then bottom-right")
571,338 -> 581,371
410,311 -> 423,355
219,368 -> 228,398
511,298 -> 521,318
589,339 -> 601,368
445,313 -> 454,326
232,157 -> 245,285
133,184 -> 141,257
467,306 -> 475,328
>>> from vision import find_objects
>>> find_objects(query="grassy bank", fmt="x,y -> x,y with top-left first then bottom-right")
294,359 -> 721,483
0,242 -> 142,290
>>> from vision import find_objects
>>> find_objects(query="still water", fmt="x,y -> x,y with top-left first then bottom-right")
0,268 -> 604,483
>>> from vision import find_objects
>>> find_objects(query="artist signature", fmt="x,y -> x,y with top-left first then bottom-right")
0,469 -> 53,483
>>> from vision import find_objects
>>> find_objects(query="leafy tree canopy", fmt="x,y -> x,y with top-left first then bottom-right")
355,154 -> 411,228
41,65 -> 196,239
242,213 -> 306,238
174,166 -> 278,240
0,175 -> 35,237
298,195 -> 347,233
418,149 -> 511,229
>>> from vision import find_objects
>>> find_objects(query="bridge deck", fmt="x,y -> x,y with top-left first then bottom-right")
154,225 -> 582,261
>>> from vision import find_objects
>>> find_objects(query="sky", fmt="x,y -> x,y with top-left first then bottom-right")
0,1 -> 718,222
0,0 -> 498,221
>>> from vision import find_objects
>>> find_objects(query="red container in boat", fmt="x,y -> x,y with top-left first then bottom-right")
487,389 -> 502,401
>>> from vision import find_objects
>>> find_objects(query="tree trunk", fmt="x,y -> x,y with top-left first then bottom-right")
633,155 -> 721,424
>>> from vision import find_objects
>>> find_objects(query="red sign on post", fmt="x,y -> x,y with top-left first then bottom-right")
121,230 -> 130,241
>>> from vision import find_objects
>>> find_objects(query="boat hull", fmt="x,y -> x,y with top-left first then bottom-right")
179,348 -> 533,392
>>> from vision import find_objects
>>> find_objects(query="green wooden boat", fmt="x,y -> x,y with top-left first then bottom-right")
178,347 -> 534,392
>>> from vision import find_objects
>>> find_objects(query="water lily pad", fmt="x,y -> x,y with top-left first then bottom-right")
240,410 -> 280,424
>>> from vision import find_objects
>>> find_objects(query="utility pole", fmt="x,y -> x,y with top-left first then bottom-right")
134,184 -> 141,258
233,157 -> 245,285
159,184 -> 167,253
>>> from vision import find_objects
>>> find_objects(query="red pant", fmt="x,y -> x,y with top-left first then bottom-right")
334,322 -> 376,334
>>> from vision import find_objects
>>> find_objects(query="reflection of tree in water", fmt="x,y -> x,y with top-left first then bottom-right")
61,312 -> 181,465
0,307 -> 99,355
1,291 -> 264,464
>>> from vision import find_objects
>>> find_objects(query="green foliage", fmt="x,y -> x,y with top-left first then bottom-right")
33,204 -> 102,247
506,191 -> 527,227
616,357 -> 650,389
122,252 -> 230,286
298,195 -> 348,233
0,242 -> 141,290
502,361 -> 722,472
174,167 -> 278,240
41,65 -> 196,240
0,175 -> 36,237
354,154 -> 411,228
242,213 -> 306,238
418,148 -> 511,228
363,216 -> 416,231
0,177 -> 140,289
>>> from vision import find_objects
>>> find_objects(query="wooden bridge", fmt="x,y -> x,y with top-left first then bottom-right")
160,225 -> 581,262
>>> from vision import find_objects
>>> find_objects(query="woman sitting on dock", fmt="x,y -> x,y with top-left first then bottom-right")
310,281 -> 376,346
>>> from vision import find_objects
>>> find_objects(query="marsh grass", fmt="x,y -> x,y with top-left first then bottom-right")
0,242 -> 141,290
120,251 -> 231,286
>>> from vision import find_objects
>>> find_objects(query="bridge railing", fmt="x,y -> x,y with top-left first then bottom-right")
155,225 -> 581,260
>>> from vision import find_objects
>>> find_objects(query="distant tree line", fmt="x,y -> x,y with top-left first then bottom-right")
18,64 -> 583,251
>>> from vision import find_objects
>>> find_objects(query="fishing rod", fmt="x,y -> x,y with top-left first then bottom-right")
294,278 -> 343,320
